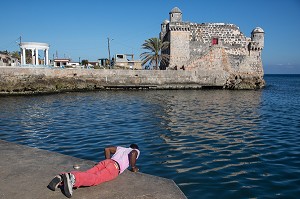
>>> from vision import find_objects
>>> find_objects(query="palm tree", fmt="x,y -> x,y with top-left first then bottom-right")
82,59 -> 89,66
140,37 -> 169,70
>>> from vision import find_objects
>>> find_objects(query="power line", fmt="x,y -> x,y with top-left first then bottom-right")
0,37 -> 21,51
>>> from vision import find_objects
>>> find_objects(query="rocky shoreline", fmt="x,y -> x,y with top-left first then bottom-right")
0,67 -> 265,95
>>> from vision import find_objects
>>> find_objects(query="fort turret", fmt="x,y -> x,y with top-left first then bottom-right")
160,19 -> 169,41
250,27 -> 264,51
169,7 -> 182,22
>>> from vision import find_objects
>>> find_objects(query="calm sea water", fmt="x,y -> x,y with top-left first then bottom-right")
0,74 -> 299,198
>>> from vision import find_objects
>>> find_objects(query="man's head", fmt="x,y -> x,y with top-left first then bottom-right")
129,144 -> 139,150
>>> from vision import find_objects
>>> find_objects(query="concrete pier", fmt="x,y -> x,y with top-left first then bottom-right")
0,140 -> 187,199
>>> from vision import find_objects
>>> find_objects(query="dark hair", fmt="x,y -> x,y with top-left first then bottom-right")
130,144 -> 139,150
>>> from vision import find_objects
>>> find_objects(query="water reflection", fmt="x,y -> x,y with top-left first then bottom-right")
145,90 -> 267,197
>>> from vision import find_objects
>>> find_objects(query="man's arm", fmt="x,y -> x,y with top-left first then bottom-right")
104,146 -> 117,159
129,150 -> 139,172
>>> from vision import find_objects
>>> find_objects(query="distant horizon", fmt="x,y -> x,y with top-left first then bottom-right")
264,73 -> 300,75
1,0 -> 299,74
264,63 -> 300,74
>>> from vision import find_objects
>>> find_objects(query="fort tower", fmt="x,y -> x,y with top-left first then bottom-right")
167,7 -> 190,68
250,27 -> 265,50
169,7 -> 182,22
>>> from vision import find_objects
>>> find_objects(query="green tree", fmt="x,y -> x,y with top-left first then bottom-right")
140,37 -> 169,70
11,51 -> 20,60
81,60 -> 88,66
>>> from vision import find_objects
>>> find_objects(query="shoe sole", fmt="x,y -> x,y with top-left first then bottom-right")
62,173 -> 73,198
48,175 -> 62,191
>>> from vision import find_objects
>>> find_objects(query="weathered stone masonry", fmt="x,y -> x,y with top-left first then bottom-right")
160,7 -> 265,88
0,67 -> 230,94
0,67 -> 264,94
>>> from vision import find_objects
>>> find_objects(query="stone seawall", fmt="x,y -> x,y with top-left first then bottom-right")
0,67 -> 264,94
0,140 -> 187,199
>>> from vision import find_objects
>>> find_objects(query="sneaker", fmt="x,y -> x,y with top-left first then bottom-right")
70,173 -> 76,186
62,173 -> 74,198
47,175 -> 62,191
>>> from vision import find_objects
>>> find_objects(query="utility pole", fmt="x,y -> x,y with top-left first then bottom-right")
107,37 -> 111,67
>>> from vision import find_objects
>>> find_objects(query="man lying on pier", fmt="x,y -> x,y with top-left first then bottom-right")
48,144 -> 140,198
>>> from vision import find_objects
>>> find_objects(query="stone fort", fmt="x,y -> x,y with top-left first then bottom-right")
160,7 -> 265,86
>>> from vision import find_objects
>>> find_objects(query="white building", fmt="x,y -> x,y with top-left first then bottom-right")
53,58 -> 71,67
114,54 -> 142,70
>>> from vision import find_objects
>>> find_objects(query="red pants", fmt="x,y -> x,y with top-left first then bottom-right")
71,159 -> 119,188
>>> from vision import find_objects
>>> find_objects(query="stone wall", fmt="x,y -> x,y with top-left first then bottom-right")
167,22 -> 264,79
0,67 -> 229,94
0,67 -> 264,94
186,45 -> 264,74
190,23 -> 248,47
188,23 -> 251,68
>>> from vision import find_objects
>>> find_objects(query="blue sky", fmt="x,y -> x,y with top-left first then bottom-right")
1,0 -> 300,74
